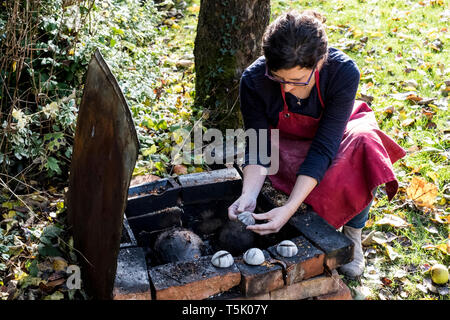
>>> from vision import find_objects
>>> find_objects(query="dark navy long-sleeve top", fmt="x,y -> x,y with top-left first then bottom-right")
239,47 -> 360,184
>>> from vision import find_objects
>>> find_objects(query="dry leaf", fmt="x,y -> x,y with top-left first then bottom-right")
390,91 -> 416,100
52,257 -> 68,271
401,118 -> 415,127
406,93 -> 423,102
383,243 -> 399,260
173,164 -> 188,175
425,226 -> 439,234
383,106 -> 395,114
406,176 -> 438,208
375,214 -> 410,228
362,231 -> 389,246
381,277 -> 393,286
417,98 -> 436,105
393,269 -> 408,279
425,121 -> 437,129
43,291 -> 64,300
430,211 -> 449,224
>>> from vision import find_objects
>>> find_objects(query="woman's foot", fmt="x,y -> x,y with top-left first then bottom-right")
338,225 -> 365,278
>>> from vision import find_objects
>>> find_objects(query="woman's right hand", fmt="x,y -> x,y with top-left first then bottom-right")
228,193 -> 257,221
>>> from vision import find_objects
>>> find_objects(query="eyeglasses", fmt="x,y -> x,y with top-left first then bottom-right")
265,65 -> 315,86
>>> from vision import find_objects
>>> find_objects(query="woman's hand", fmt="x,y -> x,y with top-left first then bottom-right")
246,205 -> 296,235
228,193 -> 257,221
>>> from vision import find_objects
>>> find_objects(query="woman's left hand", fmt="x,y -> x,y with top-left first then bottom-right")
246,205 -> 296,236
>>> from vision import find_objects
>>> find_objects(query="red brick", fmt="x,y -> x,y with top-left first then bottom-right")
149,256 -> 241,300
267,235 -> 325,285
235,250 -> 284,297
314,278 -> 352,300
230,293 -> 271,300
269,270 -> 340,300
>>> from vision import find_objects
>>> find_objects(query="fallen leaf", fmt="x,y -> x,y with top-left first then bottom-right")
425,121 -> 437,130
423,278 -> 438,293
52,257 -> 68,271
47,271 -> 66,282
390,91 -> 416,100
425,226 -> 439,234
393,269 -> 408,279
430,211 -> 449,224
381,277 -> 393,286
355,285 -> 373,300
402,80 -> 419,88
362,230 -> 389,246
173,164 -> 188,175
364,247 -> 377,257
406,93 -> 423,102
421,243 -> 449,256
358,93 -> 374,105
406,176 -> 438,208
176,60 -> 194,68
436,286 -> 449,295
417,283 -> 428,294
401,118 -> 415,127
43,291 -> 64,300
383,243 -> 399,260
404,67 -> 416,74
37,261 -> 53,272
375,214 -> 410,228
385,232 -> 399,242
421,263 -> 432,273
39,278 -> 66,293
383,105 -> 395,115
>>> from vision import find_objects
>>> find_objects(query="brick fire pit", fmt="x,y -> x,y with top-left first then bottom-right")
114,169 -> 354,300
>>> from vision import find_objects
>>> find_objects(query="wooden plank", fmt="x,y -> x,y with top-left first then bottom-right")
66,50 -> 139,299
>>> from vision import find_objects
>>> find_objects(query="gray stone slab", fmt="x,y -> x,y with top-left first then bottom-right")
113,247 -> 151,300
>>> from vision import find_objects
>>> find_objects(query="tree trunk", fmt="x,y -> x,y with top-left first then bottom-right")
194,0 -> 270,131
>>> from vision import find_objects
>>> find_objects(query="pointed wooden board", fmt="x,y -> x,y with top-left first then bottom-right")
67,49 -> 139,299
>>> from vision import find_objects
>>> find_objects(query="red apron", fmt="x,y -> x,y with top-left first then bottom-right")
268,70 -> 406,229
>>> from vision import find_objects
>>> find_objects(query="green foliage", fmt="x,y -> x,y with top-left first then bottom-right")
1,0 -> 200,179
73,0 -> 200,177
0,0 -> 91,178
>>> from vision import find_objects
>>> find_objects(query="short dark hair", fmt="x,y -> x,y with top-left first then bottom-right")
262,10 -> 328,71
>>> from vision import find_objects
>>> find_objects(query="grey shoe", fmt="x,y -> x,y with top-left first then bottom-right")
338,225 -> 365,278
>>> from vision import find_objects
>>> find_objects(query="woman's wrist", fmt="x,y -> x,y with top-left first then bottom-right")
241,190 -> 258,200
241,164 -> 267,200
283,201 -> 301,215
284,174 -> 318,214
